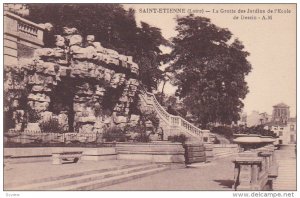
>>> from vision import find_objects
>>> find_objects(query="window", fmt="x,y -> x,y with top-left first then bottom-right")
290,125 -> 295,131
280,127 -> 284,130
279,131 -> 283,136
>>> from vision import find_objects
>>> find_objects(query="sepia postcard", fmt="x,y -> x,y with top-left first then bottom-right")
2,2 -> 297,197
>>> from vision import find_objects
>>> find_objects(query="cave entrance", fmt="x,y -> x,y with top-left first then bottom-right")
49,77 -> 75,132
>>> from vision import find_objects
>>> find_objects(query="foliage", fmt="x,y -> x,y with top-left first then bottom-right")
234,125 -> 278,138
166,15 -> 252,128
134,132 -> 150,142
39,118 -> 65,133
123,119 -> 152,143
102,126 -> 127,142
4,110 -> 15,132
211,126 -> 234,142
141,110 -> 160,131
27,107 -> 40,123
213,137 -> 221,144
26,4 -> 169,90
168,134 -> 187,144
212,125 -> 278,139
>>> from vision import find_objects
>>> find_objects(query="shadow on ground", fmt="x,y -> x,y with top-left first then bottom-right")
213,179 -> 234,189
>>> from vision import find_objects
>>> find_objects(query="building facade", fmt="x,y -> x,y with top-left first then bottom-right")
4,10 -> 44,66
266,103 -> 296,145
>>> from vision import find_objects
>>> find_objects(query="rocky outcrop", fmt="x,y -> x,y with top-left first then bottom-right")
4,27 -> 141,134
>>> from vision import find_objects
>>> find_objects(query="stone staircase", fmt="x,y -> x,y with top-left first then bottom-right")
139,88 -> 209,141
213,150 -> 236,159
272,145 -> 296,191
5,163 -> 169,190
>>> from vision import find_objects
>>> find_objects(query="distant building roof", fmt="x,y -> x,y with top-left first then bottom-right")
273,103 -> 289,108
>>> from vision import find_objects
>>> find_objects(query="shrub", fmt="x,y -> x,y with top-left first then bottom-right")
140,109 -> 160,131
135,133 -> 150,142
203,137 -> 208,142
211,126 -> 234,142
27,107 -> 40,123
213,137 -> 221,144
40,118 -> 65,133
102,126 -> 127,142
168,134 -> 187,144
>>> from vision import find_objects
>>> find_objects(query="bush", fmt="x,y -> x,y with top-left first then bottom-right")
102,126 -> 127,142
211,126 -> 234,142
135,133 -> 150,142
168,134 -> 187,144
213,137 -> 221,144
40,118 -> 65,133
27,107 -> 40,123
140,110 -> 160,131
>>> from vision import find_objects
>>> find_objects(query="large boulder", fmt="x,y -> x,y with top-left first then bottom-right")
55,35 -> 65,48
79,124 -> 94,133
69,34 -> 83,46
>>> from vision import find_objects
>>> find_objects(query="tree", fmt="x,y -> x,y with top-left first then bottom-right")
25,4 -> 168,90
167,15 -> 252,128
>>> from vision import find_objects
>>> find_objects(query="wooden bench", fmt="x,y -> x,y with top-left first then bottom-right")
52,151 -> 83,165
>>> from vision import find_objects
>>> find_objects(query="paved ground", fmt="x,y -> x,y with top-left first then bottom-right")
4,159 -> 148,187
5,155 -> 236,190
100,156 -> 236,191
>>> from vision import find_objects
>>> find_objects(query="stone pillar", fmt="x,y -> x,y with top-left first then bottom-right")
233,151 -> 263,190
204,143 -> 214,162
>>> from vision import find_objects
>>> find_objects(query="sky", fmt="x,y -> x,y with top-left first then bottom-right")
124,4 -> 296,117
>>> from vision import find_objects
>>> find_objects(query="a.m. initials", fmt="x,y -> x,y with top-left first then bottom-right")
262,15 -> 273,20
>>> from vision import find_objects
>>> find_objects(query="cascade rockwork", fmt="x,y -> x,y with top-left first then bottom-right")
4,25 -> 208,143
4,27 -> 140,134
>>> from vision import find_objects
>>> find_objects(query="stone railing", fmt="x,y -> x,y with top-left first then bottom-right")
4,130 -> 100,144
4,11 -> 44,46
4,11 -> 44,65
139,88 -> 209,141
232,142 -> 278,190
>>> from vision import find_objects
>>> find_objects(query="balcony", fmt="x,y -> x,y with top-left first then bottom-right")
4,11 -> 45,65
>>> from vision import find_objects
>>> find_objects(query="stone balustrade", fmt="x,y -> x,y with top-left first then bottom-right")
4,11 -> 44,65
233,144 -> 278,190
139,87 -> 209,142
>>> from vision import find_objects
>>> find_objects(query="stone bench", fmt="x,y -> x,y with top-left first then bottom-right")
52,151 -> 83,165
4,155 -> 13,169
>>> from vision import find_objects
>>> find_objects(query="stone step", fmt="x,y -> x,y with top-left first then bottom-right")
277,162 -> 296,164
273,186 -> 296,190
273,182 -> 297,185
272,156 -> 296,191
214,153 -> 236,159
275,180 -> 296,182
214,152 -> 235,155
10,163 -> 164,190
277,170 -> 296,172
273,187 -> 296,190
5,162 -> 150,189
56,166 -> 169,190
275,177 -> 296,180
274,183 -> 296,185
